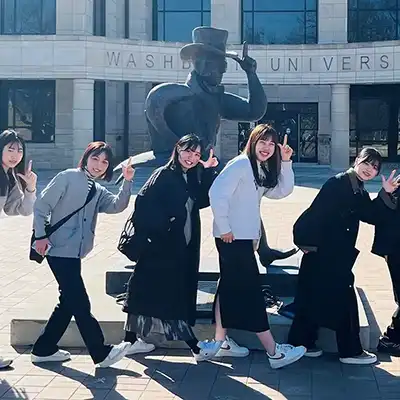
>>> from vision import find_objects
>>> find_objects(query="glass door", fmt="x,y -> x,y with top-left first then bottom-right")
263,112 -> 300,162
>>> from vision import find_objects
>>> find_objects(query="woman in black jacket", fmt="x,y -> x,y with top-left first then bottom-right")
118,134 -> 221,362
372,186 -> 400,355
288,147 -> 399,365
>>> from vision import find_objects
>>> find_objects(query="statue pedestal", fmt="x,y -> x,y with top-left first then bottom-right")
10,251 -> 370,353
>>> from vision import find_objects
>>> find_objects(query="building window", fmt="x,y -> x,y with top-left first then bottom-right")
260,103 -> 318,162
93,81 -> 105,142
350,85 -> 397,159
348,0 -> 399,42
124,0 -> 129,38
154,0 -> 211,42
1,80 -> 55,143
1,0 -> 56,34
242,0 -> 317,45
93,0 -> 106,36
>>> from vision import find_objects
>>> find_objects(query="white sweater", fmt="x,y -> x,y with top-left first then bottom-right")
209,154 -> 294,240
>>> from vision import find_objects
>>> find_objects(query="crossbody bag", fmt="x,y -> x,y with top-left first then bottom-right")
29,184 -> 97,264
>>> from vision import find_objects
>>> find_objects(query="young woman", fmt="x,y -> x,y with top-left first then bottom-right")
371,177 -> 400,355
209,124 -> 306,369
0,129 -> 37,369
31,142 -> 135,368
120,134 -> 222,362
289,147 -> 399,364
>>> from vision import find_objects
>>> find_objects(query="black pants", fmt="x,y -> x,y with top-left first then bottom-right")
288,300 -> 363,358
383,254 -> 400,343
32,256 -> 111,364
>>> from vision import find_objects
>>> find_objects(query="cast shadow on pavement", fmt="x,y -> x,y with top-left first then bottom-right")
131,349 -> 315,400
35,363 -> 141,400
0,378 -> 32,399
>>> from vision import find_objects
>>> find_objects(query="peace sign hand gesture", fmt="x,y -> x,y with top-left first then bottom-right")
381,169 -> 400,193
278,135 -> 293,162
17,160 -> 37,192
122,157 -> 135,182
199,149 -> 219,169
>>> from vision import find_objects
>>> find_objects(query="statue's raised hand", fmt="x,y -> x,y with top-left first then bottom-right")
232,42 -> 257,73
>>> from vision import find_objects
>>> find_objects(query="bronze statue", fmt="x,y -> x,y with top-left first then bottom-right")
116,27 -> 296,266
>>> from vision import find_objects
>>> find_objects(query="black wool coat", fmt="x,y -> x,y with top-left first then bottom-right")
293,170 -> 393,329
372,187 -> 400,258
122,163 -> 218,325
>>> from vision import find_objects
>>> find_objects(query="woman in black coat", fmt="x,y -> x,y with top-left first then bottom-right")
288,147 -> 399,365
372,186 -> 400,355
118,134 -> 221,362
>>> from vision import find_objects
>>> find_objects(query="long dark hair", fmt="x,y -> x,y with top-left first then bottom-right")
166,134 -> 203,172
78,141 -> 114,181
0,129 -> 26,196
243,124 -> 281,188
354,147 -> 382,174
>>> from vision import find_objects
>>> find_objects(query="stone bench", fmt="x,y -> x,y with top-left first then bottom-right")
105,252 -> 302,297
10,281 -> 370,353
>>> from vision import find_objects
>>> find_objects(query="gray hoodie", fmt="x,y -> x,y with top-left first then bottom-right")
33,168 -> 132,259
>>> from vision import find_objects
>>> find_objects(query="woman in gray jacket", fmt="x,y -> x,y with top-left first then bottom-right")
0,129 -> 37,368
31,142 -> 135,368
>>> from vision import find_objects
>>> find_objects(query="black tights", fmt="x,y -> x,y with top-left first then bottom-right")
124,331 -> 201,354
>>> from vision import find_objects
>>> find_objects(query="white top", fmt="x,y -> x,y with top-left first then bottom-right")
209,154 -> 294,240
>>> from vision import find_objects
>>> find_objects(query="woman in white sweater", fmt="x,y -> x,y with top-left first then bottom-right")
209,124 -> 306,369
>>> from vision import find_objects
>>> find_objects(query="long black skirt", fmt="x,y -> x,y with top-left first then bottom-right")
214,238 -> 270,332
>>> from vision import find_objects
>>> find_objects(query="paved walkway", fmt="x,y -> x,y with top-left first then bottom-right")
0,167 -> 399,399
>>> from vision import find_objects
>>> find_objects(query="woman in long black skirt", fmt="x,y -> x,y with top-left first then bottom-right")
209,124 -> 306,369
289,147 -> 399,364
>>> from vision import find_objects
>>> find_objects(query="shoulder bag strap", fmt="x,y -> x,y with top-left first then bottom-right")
45,184 -> 97,237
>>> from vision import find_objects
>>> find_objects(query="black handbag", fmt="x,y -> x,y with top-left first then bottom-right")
29,185 -> 96,264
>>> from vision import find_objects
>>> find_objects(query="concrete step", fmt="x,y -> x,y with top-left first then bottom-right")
10,285 -> 369,353
105,252 -> 302,297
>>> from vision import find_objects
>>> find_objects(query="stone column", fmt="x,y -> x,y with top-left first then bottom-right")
129,0 -> 152,40
220,120 -> 239,162
106,81 -> 125,159
211,0 -> 241,44
331,84 -> 350,170
129,82 -> 152,156
72,79 -> 95,165
106,0 -> 125,38
318,0 -> 347,44
56,0 -> 93,35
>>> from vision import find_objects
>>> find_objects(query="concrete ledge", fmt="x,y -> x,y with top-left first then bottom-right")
105,254 -> 302,297
10,289 -> 369,353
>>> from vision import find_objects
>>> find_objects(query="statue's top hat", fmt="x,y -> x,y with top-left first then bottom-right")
180,27 -> 238,61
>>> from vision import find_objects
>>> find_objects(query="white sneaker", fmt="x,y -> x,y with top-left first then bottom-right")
0,356 -> 12,369
31,350 -> 71,363
268,343 -> 306,369
96,342 -> 131,368
124,339 -> 155,355
193,340 -> 223,362
215,337 -> 250,358
340,351 -> 377,365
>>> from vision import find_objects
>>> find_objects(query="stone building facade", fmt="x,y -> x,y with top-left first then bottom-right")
2,0 -> 400,169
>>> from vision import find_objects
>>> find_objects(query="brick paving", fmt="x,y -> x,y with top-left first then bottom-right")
0,167 -> 399,399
